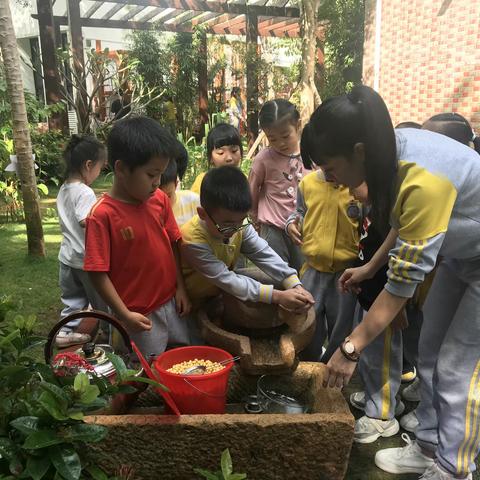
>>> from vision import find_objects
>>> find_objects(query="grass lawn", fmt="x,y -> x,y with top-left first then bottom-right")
0,174 -> 113,334
0,173 -> 478,479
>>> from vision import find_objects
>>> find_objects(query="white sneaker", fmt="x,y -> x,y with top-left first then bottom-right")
350,391 -> 405,416
400,409 -> 419,433
55,331 -> 91,348
419,462 -> 472,479
375,433 -> 435,474
354,415 -> 400,444
402,377 -> 421,402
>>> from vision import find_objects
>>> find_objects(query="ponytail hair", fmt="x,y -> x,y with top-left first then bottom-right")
259,99 -> 300,130
422,112 -> 480,155
301,85 -> 397,233
63,134 -> 105,178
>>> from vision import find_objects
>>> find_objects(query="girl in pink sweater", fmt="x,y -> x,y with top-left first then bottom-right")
248,99 -> 306,272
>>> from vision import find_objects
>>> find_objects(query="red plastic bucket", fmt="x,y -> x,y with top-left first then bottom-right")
154,346 -> 233,414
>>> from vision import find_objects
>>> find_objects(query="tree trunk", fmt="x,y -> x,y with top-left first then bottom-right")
0,0 -> 45,257
298,0 -> 322,127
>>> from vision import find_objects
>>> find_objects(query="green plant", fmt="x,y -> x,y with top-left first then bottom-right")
128,30 -> 172,121
180,134 -> 207,190
0,179 -> 23,222
0,298 -> 162,480
319,0 -> 365,97
194,449 -> 247,480
0,66 -> 64,131
30,130 -> 68,187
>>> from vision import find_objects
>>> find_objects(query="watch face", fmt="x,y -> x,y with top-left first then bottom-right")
345,342 -> 355,354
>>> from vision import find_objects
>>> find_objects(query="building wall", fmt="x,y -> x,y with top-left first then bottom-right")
363,0 -> 480,130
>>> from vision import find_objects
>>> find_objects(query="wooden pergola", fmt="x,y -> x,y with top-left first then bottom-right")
34,0 -> 320,136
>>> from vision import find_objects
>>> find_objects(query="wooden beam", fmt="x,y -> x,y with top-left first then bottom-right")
79,0 -> 300,18
102,3 -> 124,20
246,10 -> 259,138
198,13 -> 232,28
154,8 -> 183,24
68,0 -> 88,131
137,7 -> 166,22
36,0 -> 67,131
191,11 -> 219,26
42,14 -> 301,37
258,16 -> 295,31
170,10 -> 198,26
84,1 -> 103,18
121,5 -> 146,21
212,14 -> 245,31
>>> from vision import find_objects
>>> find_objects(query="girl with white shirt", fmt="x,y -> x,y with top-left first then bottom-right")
56,135 -> 106,347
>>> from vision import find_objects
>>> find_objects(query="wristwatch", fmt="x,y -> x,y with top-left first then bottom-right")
340,337 -> 360,362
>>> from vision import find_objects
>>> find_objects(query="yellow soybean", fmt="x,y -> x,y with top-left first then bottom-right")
167,358 -> 224,375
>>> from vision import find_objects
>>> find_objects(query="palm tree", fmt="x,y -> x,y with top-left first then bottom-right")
0,0 -> 45,256
299,0 -> 322,126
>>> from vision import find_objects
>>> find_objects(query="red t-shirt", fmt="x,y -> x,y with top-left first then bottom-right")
84,189 -> 180,315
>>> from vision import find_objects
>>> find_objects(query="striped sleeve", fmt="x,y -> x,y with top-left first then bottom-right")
386,162 -> 457,297
241,225 -> 301,287
385,233 -> 444,297
180,240 -> 274,304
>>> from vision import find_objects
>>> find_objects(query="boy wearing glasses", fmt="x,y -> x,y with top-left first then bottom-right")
181,166 -> 314,312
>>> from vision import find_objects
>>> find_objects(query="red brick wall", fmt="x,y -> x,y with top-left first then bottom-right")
363,0 -> 480,131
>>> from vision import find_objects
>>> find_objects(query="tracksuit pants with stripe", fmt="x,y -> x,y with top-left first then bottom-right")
416,257 -> 480,476
300,266 -> 357,363
357,304 -> 423,420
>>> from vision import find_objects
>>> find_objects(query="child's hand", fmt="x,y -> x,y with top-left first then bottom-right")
272,289 -> 312,312
122,311 -> 152,333
287,218 -> 303,245
338,265 -> 372,294
175,287 -> 192,317
293,285 -> 315,307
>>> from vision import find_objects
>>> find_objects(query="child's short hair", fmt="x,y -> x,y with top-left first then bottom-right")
259,99 -> 300,130
160,158 -> 177,187
107,116 -> 176,170
200,165 -> 251,213
174,141 -> 189,180
395,121 -> 421,129
63,134 -> 105,178
206,123 -> 243,161
422,113 -> 480,153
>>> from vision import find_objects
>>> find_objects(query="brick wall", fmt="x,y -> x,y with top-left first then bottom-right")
363,0 -> 480,131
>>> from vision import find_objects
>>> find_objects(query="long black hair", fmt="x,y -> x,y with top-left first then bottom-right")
422,112 -> 480,154
63,134 -> 105,178
301,85 -> 397,233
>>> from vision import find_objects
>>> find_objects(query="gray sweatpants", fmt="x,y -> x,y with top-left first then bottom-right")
358,304 -> 423,420
299,266 -> 357,363
129,298 -> 191,359
59,262 -> 107,330
416,258 -> 480,476
260,223 -> 304,273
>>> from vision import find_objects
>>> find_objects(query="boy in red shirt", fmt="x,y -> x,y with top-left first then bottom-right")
84,116 -> 191,357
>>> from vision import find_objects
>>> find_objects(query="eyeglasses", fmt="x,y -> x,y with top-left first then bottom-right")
205,210 -> 251,236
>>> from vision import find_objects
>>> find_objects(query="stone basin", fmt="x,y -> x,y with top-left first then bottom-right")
85,362 -> 354,480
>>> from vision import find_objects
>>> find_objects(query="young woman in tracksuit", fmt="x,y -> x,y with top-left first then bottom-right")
301,85 -> 480,480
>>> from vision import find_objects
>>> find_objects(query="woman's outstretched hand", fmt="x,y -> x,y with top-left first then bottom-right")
322,347 -> 357,389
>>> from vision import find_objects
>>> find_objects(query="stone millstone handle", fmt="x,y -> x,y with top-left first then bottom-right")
278,308 -> 308,333
44,310 -> 132,364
